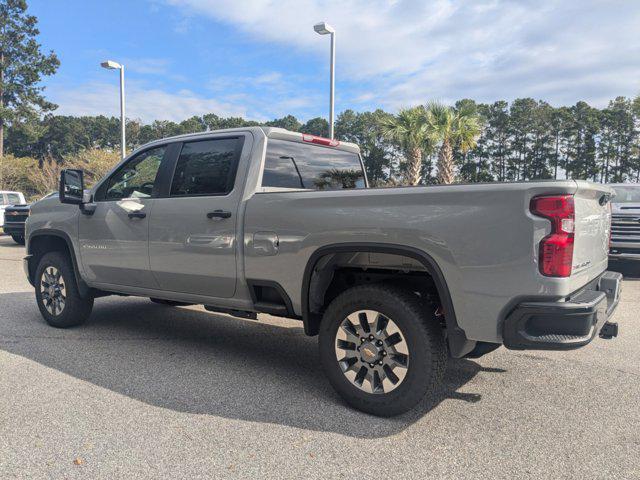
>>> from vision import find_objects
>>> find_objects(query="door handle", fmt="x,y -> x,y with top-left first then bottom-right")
207,210 -> 232,219
128,211 -> 146,219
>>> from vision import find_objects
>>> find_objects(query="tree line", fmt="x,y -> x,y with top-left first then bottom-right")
5,95 -> 639,186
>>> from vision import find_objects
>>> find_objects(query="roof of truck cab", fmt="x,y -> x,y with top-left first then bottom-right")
137,126 -> 360,154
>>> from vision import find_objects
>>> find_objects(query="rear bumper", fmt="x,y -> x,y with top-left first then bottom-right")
503,271 -> 621,350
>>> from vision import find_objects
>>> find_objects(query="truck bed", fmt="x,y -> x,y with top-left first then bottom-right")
244,179 -> 611,343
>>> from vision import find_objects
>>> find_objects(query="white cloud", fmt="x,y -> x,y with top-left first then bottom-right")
205,72 -> 322,119
47,74 -> 319,123
116,58 -> 188,82
122,58 -> 171,75
164,0 -> 640,107
48,81 -> 250,122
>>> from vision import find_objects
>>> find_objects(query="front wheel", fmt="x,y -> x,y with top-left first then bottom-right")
35,252 -> 93,328
319,284 -> 447,417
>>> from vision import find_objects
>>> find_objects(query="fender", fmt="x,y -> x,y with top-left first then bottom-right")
27,229 -> 91,298
301,242 -> 474,358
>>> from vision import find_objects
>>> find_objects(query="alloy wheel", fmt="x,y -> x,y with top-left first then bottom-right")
334,309 -> 409,394
40,266 -> 66,316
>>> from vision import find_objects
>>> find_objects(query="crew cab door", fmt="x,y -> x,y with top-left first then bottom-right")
79,145 -> 169,288
148,135 -> 248,298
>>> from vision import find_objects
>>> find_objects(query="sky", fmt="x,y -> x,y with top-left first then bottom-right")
28,0 -> 640,124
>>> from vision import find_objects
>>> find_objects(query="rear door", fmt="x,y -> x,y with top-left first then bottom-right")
148,135 -> 247,298
79,145 -> 169,288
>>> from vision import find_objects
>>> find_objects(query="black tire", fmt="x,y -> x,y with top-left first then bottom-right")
319,284 -> 447,417
150,298 -> 190,307
11,235 -> 25,245
35,251 -> 93,328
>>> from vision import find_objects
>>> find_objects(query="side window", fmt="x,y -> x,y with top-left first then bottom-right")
262,139 -> 366,191
170,138 -> 242,197
7,193 -> 22,204
103,147 -> 166,201
0,195 -> 6,206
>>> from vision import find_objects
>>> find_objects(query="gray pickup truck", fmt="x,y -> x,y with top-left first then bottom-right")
24,127 -> 621,416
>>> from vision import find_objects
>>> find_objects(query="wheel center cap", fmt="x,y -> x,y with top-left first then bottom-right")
360,342 -> 380,363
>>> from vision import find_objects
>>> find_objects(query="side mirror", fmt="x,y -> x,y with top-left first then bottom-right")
59,169 -> 85,205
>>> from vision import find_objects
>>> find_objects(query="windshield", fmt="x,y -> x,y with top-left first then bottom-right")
612,186 -> 640,203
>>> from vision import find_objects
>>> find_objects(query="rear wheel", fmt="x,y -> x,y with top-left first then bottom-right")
319,284 -> 446,417
11,235 -> 25,245
35,252 -> 93,328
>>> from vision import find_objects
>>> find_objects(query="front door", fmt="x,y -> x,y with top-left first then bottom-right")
149,136 -> 246,298
79,146 -> 167,288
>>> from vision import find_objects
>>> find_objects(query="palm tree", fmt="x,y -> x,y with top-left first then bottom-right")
380,106 -> 431,185
426,101 -> 482,184
314,169 -> 363,190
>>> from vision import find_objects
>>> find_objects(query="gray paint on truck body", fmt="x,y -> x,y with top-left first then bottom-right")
26,126 -> 613,346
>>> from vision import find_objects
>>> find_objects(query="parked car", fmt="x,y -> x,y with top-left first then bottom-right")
0,190 -> 26,232
609,183 -> 640,261
3,193 -> 58,245
24,127 -> 621,416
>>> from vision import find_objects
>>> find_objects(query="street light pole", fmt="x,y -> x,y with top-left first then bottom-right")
314,22 -> 336,139
119,65 -> 126,159
101,60 -> 126,159
329,31 -> 335,140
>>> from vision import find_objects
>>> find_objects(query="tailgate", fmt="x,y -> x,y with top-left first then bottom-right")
572,181 -> 612,280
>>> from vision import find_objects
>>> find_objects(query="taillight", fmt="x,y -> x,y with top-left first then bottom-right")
302,134 -> 340,147
530,195 -> 575,277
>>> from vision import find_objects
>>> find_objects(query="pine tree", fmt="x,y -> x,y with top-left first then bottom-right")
482,101 -> 511,181
0,0 -> 59,161
508,98 -> 537,180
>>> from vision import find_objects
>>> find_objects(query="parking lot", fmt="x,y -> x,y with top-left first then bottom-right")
0,235 -> 638,479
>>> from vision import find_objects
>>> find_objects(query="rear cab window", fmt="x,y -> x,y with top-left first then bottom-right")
262,139 -> 366,191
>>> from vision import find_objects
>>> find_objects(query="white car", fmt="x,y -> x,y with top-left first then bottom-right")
0,191 -> 27,229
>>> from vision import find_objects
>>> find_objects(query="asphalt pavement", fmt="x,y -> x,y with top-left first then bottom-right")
0,235 -> 638,479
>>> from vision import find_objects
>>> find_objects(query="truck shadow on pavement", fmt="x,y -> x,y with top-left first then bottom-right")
0,292 -> 501,438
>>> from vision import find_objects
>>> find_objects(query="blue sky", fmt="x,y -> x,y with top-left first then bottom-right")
30,0 -> 640,124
